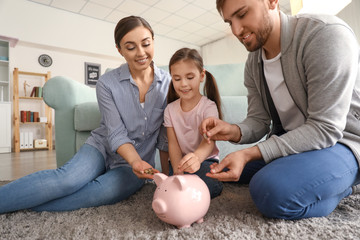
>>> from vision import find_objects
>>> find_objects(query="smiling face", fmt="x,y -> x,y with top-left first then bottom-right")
170,59 -> 205,105
222,0 -> 274,52
117,26 -> 154,73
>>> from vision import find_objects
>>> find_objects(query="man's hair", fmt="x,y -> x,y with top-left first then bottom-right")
216,0 -> 280,16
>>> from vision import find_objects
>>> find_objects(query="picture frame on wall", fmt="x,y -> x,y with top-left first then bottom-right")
85,62 -> 101,86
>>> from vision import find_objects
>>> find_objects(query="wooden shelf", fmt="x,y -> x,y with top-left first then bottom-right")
13,68 -> 53,152
19,96 -> 43,100
18,147 -> 49,151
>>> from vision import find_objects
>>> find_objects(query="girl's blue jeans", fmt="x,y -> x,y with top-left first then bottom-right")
169,159 -> 224,199
0,144 -> 144,213
239,143 -> 360,220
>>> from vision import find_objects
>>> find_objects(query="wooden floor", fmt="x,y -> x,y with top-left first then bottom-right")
0,150 -> 57,181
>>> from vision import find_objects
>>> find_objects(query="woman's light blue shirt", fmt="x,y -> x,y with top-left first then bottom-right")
86,63 -> 171,170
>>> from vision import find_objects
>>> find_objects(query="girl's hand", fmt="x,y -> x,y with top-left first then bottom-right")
178,153 -> 201,173
173,169 -> 184,175
131,159 -> 159,179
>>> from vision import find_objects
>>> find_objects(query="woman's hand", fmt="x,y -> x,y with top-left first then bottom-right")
206,146 -> 262,182
116,143 -> 159,179
178,152 -> 201,173
201,117 -> 241,143
131,159 -> 159,179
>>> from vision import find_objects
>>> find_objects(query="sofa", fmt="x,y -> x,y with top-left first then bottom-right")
43,64 -> 254,168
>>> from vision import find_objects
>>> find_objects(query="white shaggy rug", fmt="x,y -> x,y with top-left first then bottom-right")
1,181 -> 359,240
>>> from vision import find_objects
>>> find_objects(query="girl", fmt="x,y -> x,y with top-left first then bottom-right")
163,48 -> 223,198
0,16 -> 170,213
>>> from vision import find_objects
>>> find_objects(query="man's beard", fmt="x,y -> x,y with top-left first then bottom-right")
242,11 -> 273,52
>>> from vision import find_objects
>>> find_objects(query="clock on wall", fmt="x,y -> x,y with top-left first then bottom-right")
38,54 -> 53,67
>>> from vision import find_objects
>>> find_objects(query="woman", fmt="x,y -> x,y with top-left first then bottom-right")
0,16 -> 170,213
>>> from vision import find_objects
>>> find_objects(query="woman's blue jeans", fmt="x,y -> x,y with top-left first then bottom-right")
239,143 -> 360,220
0,144 -> 144,213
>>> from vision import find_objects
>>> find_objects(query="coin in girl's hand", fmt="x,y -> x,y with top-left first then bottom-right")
203,133 -> 208,140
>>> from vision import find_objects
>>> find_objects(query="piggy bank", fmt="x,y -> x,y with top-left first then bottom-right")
152,173 -> 210,229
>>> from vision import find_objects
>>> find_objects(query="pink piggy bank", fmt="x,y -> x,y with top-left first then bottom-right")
152,173 -> 211,229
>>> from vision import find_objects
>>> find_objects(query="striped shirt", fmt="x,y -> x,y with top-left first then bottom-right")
86,63 -> 171,170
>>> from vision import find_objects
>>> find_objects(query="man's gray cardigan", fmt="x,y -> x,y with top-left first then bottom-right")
238,11 -> 360,167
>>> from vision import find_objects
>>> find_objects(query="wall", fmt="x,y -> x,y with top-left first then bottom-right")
0,0 -> 199,81
202,35 -> 249,65
337,0 -> 360,41
0,0 -> 199,149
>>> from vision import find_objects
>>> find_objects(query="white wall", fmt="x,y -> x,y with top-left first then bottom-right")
0,0 -> 199,149
0,0 -> 199,81
202,35 -> 249,65
337,0 -> 360,41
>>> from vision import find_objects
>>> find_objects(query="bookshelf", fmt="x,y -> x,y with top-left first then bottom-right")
13,68 -> 53,152
0,39 -> 11,153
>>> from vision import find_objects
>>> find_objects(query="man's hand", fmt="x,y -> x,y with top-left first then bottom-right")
178,153 -> 201,173
131,159 -> 159,179
201,117 -> 241,143
206,146 -> 262,182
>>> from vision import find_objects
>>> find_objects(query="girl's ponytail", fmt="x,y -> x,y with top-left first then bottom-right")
204,71 -> 223,120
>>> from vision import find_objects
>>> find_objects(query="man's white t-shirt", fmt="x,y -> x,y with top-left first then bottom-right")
262,49 -> 305,131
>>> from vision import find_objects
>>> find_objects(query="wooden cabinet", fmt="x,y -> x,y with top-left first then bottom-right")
13,68 -> 53,152
0,40 -> 11,153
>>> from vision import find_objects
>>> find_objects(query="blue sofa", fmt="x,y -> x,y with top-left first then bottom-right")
43,64 -> 254,168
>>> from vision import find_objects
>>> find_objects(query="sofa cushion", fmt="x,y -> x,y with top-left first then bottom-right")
74,102 -> 101,131
76,131 -> 92,151
217,96 -> 254,159
205,64 -> 247,96
221,96 -> 248,123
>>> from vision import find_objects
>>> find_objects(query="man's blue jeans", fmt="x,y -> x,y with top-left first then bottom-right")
240,143 -> 360,220
0,144 -> 144,213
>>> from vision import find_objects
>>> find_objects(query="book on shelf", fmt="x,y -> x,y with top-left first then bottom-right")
38,87 -> 43,97
30,86 -> 43,98
20,111 -> 40,123
20,132 -> 34,149
20,132 -> 25,149
30,87 -> 36,97
28,132 -> 33,148
24,132 -> 29,149
26,111 -> 31,122
33,112 -> 39,122
20,110 -> 26,123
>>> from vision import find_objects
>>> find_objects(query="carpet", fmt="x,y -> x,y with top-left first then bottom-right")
1,181 -> 359,240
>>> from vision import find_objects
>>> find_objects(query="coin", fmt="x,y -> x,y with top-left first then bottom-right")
203,133 -> 208,140
144,168 -> 154,175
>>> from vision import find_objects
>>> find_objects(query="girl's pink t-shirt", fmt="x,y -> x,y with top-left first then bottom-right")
164,96 -> 219,160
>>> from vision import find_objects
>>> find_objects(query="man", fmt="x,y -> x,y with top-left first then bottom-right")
202,0 -> 360,220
